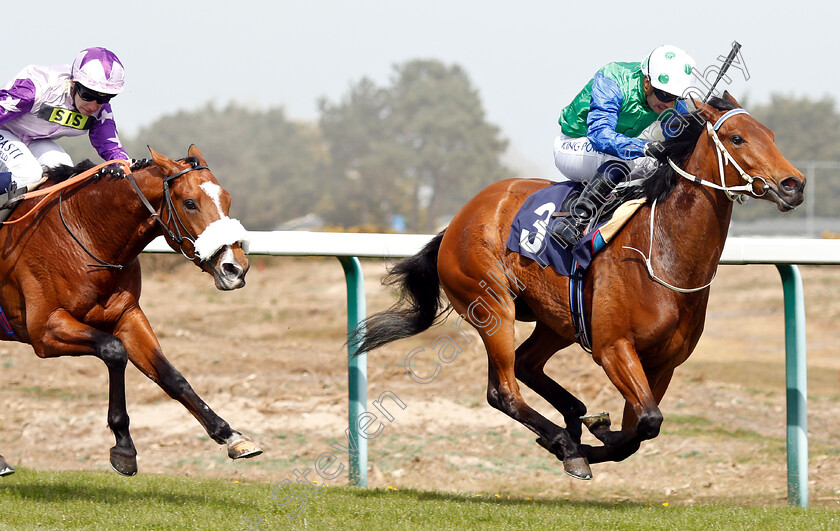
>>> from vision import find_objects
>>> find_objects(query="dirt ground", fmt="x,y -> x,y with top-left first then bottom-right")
0,253 -> 838,506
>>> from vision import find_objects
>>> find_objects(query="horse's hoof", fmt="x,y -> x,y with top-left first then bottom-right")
0,456 -> 14,477
110,448 -> 138,476
581,412 -> 611,430
228,435 -> 263,460
563,456 -> 593,480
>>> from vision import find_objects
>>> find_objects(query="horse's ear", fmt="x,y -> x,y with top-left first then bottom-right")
147,146 -> 180,175
188,145 -> 208,166
690,96 -> 722,124
722,90 -> 742,108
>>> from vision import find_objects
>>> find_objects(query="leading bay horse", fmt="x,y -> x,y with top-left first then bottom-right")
357,93 -> 805,480
0,145 -> 261,477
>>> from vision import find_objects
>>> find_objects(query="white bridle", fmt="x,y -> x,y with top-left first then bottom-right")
666,108 -> 768,203
623,108 -> 762,294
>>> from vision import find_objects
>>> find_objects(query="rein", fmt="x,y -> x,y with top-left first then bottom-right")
61,158 -> 208,270
624,108 -> 758,293
1,159 -> 131,225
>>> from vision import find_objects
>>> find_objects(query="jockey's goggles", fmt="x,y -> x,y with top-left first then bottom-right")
75,84 -> 115,105
652,87 -> 679,103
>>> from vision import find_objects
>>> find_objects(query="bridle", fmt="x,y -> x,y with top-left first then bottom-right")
666,108 -> 768,203
60,157 -> 209,270
623,107 -> 765,293
126,157 -> 205,260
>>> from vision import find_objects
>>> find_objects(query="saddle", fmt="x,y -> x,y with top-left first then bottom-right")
506,180 -> 647,352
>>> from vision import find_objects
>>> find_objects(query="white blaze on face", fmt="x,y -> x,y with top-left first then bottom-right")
200,182 -> 225,217
192,181 -> 251,261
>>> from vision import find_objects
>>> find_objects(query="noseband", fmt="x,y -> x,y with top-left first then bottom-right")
666,108 -> 768,203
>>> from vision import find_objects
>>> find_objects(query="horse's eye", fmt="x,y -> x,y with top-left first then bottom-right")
183,199 -> 198,211
731,135 -> 745,146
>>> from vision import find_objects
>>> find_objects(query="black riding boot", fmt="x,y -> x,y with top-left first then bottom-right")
551,161 -> 629,248
0,183 -> 29,224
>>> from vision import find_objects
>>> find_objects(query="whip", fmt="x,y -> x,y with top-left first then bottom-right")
703,41 -> 742,102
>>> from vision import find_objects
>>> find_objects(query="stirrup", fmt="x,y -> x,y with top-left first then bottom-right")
551,216 -> 584,248
0,183 -> 29,224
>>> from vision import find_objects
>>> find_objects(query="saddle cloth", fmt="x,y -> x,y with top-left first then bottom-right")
0,307 -> 15,339
506,181 -> 645,276
0,172 -> 11,195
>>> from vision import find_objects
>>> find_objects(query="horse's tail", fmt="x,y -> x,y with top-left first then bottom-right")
353,231 -> 449,354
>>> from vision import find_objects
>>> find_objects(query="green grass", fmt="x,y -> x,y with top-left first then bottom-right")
0,468 -> 838,530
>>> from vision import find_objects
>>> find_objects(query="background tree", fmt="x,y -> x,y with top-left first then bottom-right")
318,78 -> 407,229
319,59 -> 512,232
60,103 -> 329,230
736,95 -> 840,221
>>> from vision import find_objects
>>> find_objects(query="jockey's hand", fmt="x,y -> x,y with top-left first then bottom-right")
99,165 -> 126,179
644,141 -> 674,162
131,158 -> 152,170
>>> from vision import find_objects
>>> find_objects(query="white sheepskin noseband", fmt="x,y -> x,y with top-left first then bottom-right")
193,217 -> 250,261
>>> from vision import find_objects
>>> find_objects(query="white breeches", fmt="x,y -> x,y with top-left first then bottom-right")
0,129 -> 72,188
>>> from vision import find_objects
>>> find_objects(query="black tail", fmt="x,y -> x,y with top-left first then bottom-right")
353,231 -> 449,354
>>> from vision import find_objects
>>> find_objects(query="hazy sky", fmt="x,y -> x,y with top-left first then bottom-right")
4,1 -> 837,178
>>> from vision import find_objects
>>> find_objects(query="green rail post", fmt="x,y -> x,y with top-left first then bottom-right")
338,256 -> 368,487
776,264 -> 808,507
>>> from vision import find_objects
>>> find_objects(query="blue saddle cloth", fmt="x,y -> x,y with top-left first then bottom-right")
0,306 -> 16,339
0,171 -> 18,339
506,181 -> 626,353
505,181 -> 608,277
0,172 -> 11,195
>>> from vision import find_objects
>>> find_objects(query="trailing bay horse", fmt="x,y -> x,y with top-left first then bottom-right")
0,145 -> 261,477
357,93 -> 805,480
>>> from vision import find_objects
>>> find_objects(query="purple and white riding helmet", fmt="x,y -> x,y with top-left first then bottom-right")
71,47 -> 125,95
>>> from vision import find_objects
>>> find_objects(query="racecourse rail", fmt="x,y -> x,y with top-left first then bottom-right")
145,232 -> 840,508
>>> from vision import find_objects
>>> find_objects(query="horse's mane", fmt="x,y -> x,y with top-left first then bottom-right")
642,96 -> 739,202
43,158 -> 156,184
45,160 -> 97,183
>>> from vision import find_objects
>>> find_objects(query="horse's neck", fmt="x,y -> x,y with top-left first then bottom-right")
130,170 -> 167,235
70,169 -> 165,262
642,172 -> 734,283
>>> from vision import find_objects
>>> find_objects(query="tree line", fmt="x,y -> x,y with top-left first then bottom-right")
59,59 -> 840,231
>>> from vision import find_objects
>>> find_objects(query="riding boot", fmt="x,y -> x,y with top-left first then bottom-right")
551,161 -> 630,248
0,183 -> 29,224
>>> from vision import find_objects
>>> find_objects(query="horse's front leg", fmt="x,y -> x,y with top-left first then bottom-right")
583,339 -> 668,463
114,307 -> 262,460
34,309 -> 137,475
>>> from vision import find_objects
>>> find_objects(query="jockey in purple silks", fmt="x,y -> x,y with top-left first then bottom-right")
0,47 -> 130,223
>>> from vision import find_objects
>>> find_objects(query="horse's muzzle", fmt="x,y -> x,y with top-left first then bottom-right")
768,175 -> 805,212
206,246 -> 249,290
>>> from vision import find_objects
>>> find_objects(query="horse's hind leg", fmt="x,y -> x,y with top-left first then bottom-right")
472,315 -> 591,479
0,454 -> 14,476
514,322 -> 587,443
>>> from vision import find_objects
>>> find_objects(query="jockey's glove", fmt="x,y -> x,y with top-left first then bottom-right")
99,165 -> 126,179
644,141 -> 667,161
644,140 -> 682,163
131,158 -> 153,170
